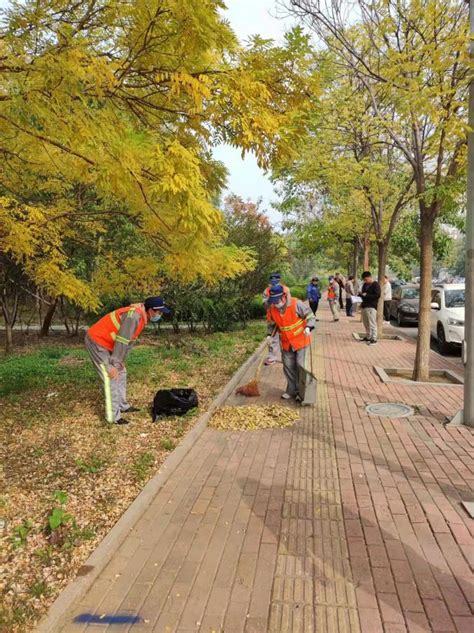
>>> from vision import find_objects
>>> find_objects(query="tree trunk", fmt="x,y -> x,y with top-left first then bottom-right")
376,241 -> 387,336
1,290 -> 19,353
40,297 -> 58,337
60,298 -> 71,335
352,239 -> 359,276
363,236 -> 370,270
73,310 -> 81,336
5,322 -> 13,353
413,214 -> 435,381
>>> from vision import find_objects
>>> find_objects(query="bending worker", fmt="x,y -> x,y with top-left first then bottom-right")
85,296 -> 171,425
266,285 -> 315,401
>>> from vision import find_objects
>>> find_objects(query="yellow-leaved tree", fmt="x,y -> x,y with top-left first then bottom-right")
0,0 -> 318,346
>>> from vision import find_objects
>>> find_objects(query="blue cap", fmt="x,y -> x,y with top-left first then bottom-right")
144,296 -> 171,314
268,284 -> 285,304
269,272 -> 281,286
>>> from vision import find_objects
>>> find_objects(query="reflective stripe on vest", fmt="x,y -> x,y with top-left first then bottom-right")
279,318 -> 305,332
269,299 -> 310,352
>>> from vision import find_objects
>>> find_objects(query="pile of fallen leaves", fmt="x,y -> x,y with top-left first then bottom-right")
209,404 -> 299,431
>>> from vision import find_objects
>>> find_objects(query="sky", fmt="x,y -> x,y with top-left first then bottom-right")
215,1 -> 297,225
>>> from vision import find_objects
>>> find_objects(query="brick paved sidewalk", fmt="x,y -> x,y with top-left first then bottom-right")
46,306 -> 473,633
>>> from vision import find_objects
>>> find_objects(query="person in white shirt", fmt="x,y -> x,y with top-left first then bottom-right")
383,276 -> 392,324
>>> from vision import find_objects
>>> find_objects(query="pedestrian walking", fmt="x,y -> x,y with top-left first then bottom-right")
306,276 -> 321,320
383,275 -> 392,324
327,276 -> 340,321
85,296 -> 171,424
359,271 -> 381,345
263,272 -> 291,365
335,272 -> 345,310
266,285 -> 315,401
345,275 -> 356,317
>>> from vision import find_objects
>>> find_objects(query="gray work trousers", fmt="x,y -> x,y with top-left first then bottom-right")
362,307 -> 378,341
328,300 -> 339,320
85,334 -> 130,422
281,346 -> 307,398
266,332 -> 280,362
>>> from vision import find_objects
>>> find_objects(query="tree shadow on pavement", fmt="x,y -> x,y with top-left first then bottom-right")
238,477 -> 473,632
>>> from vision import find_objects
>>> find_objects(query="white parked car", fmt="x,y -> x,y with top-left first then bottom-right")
431,284 -> 465,354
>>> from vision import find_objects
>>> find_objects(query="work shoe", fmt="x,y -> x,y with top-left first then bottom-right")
360,336 -> 369,342
115,418 -> 130,425
121,406 -> 141,413
367,339 -> 377,346
264,358 -> 276,366
281,393 -> 294,400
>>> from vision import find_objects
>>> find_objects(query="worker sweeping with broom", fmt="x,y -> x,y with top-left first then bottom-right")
266,284 -> 315,402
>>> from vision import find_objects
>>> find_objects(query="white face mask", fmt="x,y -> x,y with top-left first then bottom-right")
276,301 -> 285,309
150,314 -> 162,323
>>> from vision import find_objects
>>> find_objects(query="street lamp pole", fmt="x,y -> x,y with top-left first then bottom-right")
454,0 -> 474,427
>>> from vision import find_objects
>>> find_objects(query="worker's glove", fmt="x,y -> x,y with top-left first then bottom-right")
266,335 -> 272,342
304,327 -> 311,336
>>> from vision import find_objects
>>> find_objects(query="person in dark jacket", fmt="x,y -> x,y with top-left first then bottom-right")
359,271 -> 381,345
306,276 -> 321,319
335,272 -> 345,310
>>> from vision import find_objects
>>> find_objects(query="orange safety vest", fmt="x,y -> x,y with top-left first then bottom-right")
267,298 -> 310,352
87,304 -> 147,351
327,284 -> 337,300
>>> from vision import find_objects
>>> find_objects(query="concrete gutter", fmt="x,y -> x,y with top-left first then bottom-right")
34,339 -> 266,633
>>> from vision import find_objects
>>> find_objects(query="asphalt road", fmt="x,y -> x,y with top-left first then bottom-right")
388,320 -> 464,370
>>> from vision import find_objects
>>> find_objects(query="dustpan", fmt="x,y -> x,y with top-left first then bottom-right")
299,340 -> 317,406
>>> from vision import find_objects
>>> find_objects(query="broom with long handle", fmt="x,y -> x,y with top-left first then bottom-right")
236,326 -> 277,397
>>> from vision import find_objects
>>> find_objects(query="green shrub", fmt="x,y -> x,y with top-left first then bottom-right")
288,284 -> 307,300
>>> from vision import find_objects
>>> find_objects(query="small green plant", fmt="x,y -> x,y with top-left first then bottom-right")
48,490 -> 73,532
11,519 -> 33,548
29,580 -> 50,598
131,451 -> 155,481
75,454 -> 107,474
160,437 -> 176,451
35,545 -> 55,565
76,526 -> 96,540
174,422 -> 186,438
57,524 -> 96,551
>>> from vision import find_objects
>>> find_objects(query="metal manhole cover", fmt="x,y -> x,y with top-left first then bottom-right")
366,402 -> 414,418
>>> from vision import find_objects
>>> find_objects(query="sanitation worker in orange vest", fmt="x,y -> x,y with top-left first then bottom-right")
266,285 -> 315,401
262,272 -> 291,366
85,296 -> 171,425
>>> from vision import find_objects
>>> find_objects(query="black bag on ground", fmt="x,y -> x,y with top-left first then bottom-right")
152,388 -> 198,421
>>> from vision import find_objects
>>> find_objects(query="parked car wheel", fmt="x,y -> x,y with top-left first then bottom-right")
397,311 -> 405,327
437,324 -> 450,355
